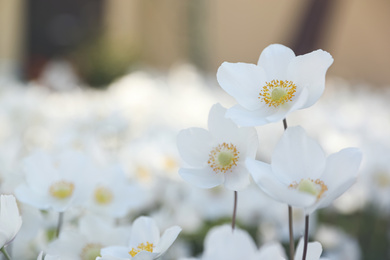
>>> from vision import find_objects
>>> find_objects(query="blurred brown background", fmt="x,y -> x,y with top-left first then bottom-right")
1,0 -> 390,87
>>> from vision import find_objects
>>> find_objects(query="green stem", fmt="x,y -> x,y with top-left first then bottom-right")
302,215 -> 309,260
1,247 -> 11,260
231,191 -> 237,230
56,212 -> 64,238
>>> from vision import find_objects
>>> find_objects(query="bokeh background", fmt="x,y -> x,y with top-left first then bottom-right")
0,1 -> 390,260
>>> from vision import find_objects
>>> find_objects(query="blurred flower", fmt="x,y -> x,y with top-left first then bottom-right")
247,126 -> 362,214
100,216 -> 181,259
196,225 -> 286,260
217,44 -> 333,126
15,150 -> 92,212
0,195 -> 22,248
37,251 -> 62,260
177,103 -> 258,191
46,215 -> 128,260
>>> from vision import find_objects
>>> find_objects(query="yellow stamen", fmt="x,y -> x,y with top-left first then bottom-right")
94,186 -> 113,205
49,180 -> 74,199
289,178 -> 328,200
259,79 -> 297,107
208,143 -> 239,173
129,242 -> 154,257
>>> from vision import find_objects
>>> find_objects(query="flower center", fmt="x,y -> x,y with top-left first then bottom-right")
259,79 -> 297,107
129,242 -> 154,257
80,243 -> 102,260
208,142 -> 239,173
94,186 -> 113,205
49,180 -> 75,199
289,179 -> 328,200
373,171 -> 390,188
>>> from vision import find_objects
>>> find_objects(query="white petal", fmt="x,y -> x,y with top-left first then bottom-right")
101,246 -> 130,258
154,226 -> 181,255
223,164 -> 250,191
179,168 -> 224,189
258,44 -> 296,79
177,128 -> 214,167
272,126 -> 326,183
207,103 -> 240,143
321,148 -> 362,189
217,62 -> 266,110
255,242 -> 286,260
130,217 -> 160,247
295,237 -> 323,260
236,126 -> 259,159
288,49 -> 333,108
226,104 -> 275,127
246,158 -> 316,207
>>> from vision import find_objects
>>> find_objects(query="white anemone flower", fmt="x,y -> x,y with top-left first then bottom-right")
246,126 -> 362,215
177,103 -> 258,191
15,150 -> 92,212
100,216 -> 181,260
200,225 -> 286,260
217,44 -> 333,126
0,195 -> 22,249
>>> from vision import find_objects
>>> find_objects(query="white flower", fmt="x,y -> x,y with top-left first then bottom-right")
247,126 -> 362,214
15,150 -> 92,212
100,216 -> 181,260
46,215 -> 129,260
0,195 -> 22,248
217,44 -> 333,126
177,103 -> 258,191
199,225 -> 286,260
85,164 -> 147,218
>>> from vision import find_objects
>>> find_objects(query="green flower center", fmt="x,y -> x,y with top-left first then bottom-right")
271,87 -> 287,101
218,152 -> 234,167
289,178 -> 328,200
94,186 -> 113,205
208,142 -> 240,173
49,180 -> 74,199
259,79 -> 297,107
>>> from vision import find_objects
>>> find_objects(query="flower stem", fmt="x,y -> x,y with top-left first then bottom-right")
302,215 -> 309,260
289,205 -> 295,260
231,191 -> 237,230
283,118 -> 294,260
0,247 -> 11,260
56,212 -> 64,238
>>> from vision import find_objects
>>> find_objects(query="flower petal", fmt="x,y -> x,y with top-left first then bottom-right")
179,168 -> 224,189
129,216 -> 160,247
223,164 -> 250,191
207,103 -> 240,143
272,126 -> 326,183
101,246 -> 130,258
295,237 -> 323,260
226,104 -> 275,127
246,158 -> 316,207
258,44 -> 296,79
217,62 -> 266,110
177,128 -> 214,167
288,49 -> 333,108
154,225 -> 182,256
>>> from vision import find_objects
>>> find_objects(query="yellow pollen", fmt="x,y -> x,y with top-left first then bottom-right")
208,142 -> 239,173
129,242 -> 154,257
49,180 -> 75,199
94,186 -> 114,205
289,178 -> 328,200
259,79 -> 297,107
80,243 -> 102,260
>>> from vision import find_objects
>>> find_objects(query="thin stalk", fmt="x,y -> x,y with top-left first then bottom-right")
283,118 -> 294,260
302,215 -> 309,260
232,191 -> 238,230
56,212 -> 64,238
0,247 -> 11,260
289,205 -> 295,260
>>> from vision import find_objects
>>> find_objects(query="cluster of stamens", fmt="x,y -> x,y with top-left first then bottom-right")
289,178 -> 328,200
259,79 -> 297,107
208,142 -> 239,174
94,186 -> 114,205
80,243 -> 102,260
49,180 -> 75,199
129,242 -> 154,257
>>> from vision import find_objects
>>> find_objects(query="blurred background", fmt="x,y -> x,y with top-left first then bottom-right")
1,0 -> 390,87
0,1 -> 390,260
